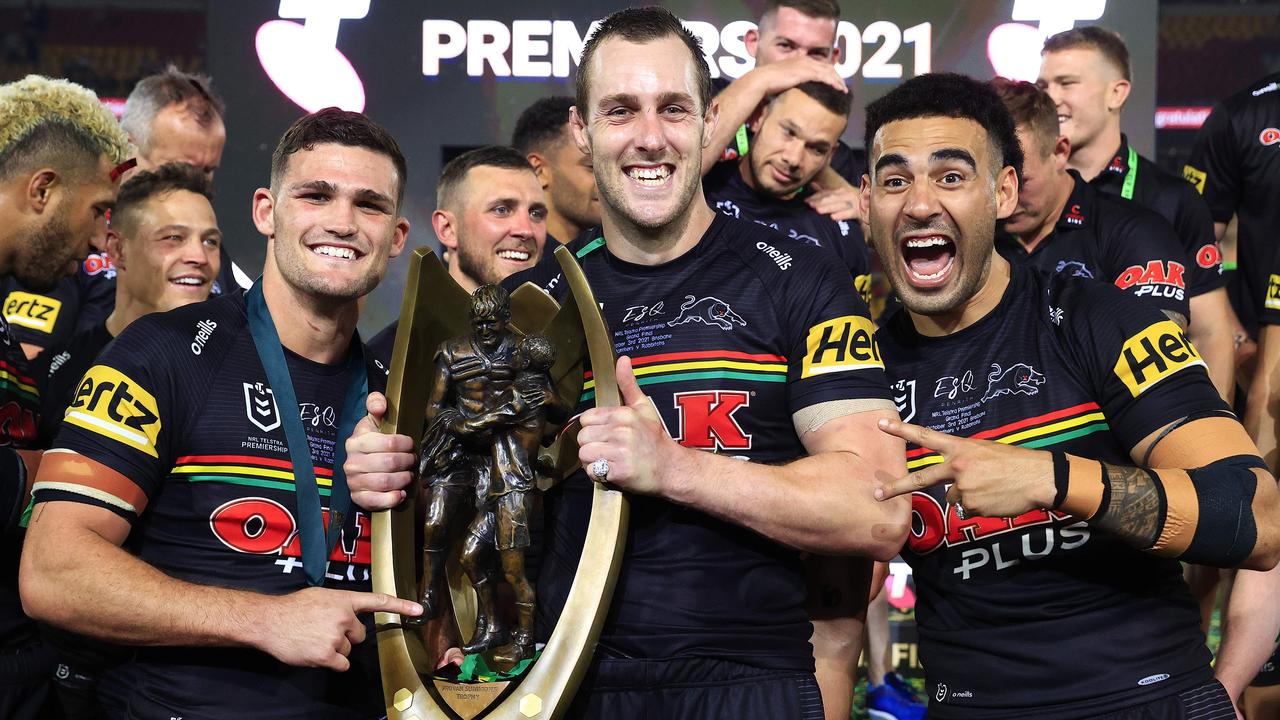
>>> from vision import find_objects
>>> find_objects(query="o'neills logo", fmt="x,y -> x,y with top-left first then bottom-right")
756,241 -> 792,270
191,319 -> 217,355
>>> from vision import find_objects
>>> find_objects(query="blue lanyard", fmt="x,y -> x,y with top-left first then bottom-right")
245,280 -> 367,587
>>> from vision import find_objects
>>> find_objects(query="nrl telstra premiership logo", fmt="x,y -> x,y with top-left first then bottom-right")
987,0 -> 1108,81
256,0 -> 368,113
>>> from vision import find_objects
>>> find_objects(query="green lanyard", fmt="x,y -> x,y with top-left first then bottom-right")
1121,145 -> 1138,200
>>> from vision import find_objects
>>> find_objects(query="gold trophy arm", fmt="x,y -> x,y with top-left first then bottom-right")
373,249 -> 475,718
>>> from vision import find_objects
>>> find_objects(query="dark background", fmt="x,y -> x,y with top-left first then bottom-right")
2,0 -> 1277,335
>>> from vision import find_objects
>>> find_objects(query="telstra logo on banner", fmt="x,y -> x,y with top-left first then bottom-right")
256,0 -> 369,112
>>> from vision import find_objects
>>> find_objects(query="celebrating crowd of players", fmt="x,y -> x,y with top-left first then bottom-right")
1,2 -> 1279,719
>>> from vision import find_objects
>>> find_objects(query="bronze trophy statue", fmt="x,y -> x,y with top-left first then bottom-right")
371,247 -> 627,720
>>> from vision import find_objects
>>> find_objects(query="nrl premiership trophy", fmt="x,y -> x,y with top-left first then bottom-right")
371,247 -> 627,720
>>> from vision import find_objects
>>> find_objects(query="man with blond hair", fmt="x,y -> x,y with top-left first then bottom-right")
0,73 -> 130,720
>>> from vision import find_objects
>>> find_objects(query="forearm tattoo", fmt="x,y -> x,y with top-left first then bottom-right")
1094,462 -> 1162,548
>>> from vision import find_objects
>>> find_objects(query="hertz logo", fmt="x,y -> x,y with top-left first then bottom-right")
802,315 -> 882,378
1182,164 -> 1206,194
1114,320 -> 1205,397
65,365 -> 162,457
1267,275 -> 1280,311
4,291 -> 62,333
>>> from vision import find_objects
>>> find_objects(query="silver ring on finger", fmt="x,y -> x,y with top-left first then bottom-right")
590,458 -> 610,484
954,502 -> 968,520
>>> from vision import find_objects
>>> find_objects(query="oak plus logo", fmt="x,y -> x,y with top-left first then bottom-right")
988,0 -> 1108,81
256,0 -> 368,113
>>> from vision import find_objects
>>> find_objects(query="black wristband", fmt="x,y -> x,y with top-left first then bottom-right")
1051,450 -> 1070,509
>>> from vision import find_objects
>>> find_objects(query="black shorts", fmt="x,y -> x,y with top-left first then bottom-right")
1093,679 -> 1236,720
562,655 -> 823,720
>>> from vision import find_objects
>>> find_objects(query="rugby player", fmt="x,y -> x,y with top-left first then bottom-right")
705,0 -> 863,221
1,67 -> 243,362
512,95 -> 601,246
991,78 -> 1190,324
346,8 -> 908,718
33,162 -> 221,716
1038,27 -> 1235,401
19,108 -> 423,719
39,164 -> 220,448
1186,72 -> 1280,342
864,71 -> 1280,719
702,81 -> 871,298
367,145 -> 547,364
1225,235 -> 1280,716
0,73 -> 129,720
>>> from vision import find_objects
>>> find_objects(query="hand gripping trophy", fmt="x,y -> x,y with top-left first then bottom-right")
371,248 -> 627,720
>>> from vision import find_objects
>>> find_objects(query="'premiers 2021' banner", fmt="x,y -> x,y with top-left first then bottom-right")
208,0 -> 1156,332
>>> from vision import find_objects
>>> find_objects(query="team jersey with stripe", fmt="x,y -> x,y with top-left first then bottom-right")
996,170 -> 1190,319
503,213 -> 892,670
877,265 -> 1228,718
32,291 -> 385,720
702,159 -> 871,303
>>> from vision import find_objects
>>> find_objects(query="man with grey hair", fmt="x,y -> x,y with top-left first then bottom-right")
2,66 -> 248,363
0,73 -> 130,720
121,65 -> 226,181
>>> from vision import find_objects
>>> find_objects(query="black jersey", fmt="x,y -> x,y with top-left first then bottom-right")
703,159 -> 871,301
1186,73 -> 1280,336
32,291 -> 385,720
0,309 -> 40,649
996,170 -> 1190,319
2,253 -> 115,352
1088,134 -> 1224,299
2,246 -> 246,354
504,214 -> 892,671
878,265 -> 1227,718
37,321 -> 113,448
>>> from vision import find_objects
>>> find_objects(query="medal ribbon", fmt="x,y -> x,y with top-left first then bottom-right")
246,280 -> 368,587
1121,145 -> 1138,200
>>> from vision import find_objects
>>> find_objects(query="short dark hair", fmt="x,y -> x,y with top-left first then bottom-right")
436,145 -> 533,210
864,72 -> 1023,179
122,65 -> 225,153
576,7 -> 712,116
270,108 -> 408,207
989,78 -> 1059,159
470,283 -> 511,322
776,81 -> 851,118
760,0 -> 841,28
1042,26 -> 1131,82
512,96 -> 575,155
111,162 -> 214,236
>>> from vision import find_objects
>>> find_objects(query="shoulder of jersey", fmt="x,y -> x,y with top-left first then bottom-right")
108,291 -> 245,367
1229,72 -> 1280,109
1041,266 -> 1146,332
717,214 -> 837,278
1092,187 -> 1172,234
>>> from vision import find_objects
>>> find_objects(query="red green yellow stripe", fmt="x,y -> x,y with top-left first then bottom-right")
171,454 -> 333,494
580,350 -> 787,402
906,402 -> 1108,470
0,359 -> 38,403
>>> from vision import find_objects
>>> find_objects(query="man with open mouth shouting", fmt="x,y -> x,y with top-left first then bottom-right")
865,72 -> 1280,719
